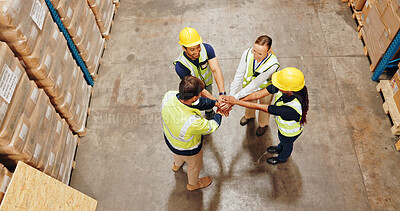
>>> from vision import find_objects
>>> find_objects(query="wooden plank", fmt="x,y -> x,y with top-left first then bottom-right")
0,162 -> 97,210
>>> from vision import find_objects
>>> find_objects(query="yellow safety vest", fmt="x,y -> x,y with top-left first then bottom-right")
174,43 -> 213,86
273,91 -> 303,137
242,48 -> 280,89
161,91 -> 220,151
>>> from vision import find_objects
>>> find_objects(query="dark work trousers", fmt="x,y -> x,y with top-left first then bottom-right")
276,131 -> 302,161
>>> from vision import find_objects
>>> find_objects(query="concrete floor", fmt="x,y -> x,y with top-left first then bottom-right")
70,0 -> 400,210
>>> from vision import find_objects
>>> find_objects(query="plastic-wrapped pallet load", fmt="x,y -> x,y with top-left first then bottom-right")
49,119 -> 68,178
0,164 -> 12,203
56,0 -> 78,29
54,65 -> 82,119
0,0 -> 48,57
88,0 -> 115,38
58,133 -> 78,184
85,20 -> 105,78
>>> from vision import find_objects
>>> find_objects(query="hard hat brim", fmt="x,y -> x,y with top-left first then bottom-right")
179,37 -> 203,47
271,71 -> 305,92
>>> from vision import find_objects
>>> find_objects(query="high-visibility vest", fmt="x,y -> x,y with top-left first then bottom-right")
161,91 -> 220,151
174,43 -> 213,86
273,91 -> 303,137
242,47 -> 280,89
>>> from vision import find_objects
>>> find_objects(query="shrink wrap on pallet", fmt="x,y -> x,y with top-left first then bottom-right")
3,90 -> 52,167
71,5 -> 91,47
50,120 -> 68,178
0,0 -> 49,56
37,115 -> 63,175
67,77 -> 91,131
43,50 -> 74,98
58,133 -> 78,184
0,165 -> 12,203
20,13 -> 59,69
0,75 -> 36,145
34,39 -> 66,88
0,113 -> 31,155
63,0 -> 85,38
89,0 -> 114,35
54,66 -> 82,119
85,20 -> 104,76
56,0 -> 78,28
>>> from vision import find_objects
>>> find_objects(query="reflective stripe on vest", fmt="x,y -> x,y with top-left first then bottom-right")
161,91 -> 220,151
242,47 -> 280,89
273,92 -> 303,137
174,44 -> 213,86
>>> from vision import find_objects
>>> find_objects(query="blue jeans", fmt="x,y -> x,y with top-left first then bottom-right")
276,131 -> 301,161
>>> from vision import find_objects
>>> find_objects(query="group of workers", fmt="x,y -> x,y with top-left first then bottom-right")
161,27 -> 309,191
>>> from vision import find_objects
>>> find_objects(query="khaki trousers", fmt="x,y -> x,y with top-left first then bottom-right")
173,149 -> 203,185
244,94 -> 274,127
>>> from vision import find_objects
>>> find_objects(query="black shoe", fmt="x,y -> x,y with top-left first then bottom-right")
267,146 -> 281,154
205,110 -> 215,120
256,125 -> 268,136
239,116 -> 254,126
267,157 -> 286,165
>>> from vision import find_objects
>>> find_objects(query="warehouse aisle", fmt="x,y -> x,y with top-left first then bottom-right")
70,0 -> 400,210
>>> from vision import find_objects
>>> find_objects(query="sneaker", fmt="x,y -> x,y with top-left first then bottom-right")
239,116 -> 254,126
186,176 -> 212,191
256,125 -> 268,136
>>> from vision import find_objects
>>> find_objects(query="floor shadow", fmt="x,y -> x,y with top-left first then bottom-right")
167,169 -> 204,211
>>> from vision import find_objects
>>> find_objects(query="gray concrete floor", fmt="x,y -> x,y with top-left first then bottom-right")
70,0 -> 400,210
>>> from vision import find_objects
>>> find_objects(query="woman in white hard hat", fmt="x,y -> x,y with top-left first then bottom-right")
223,67 -> 309,164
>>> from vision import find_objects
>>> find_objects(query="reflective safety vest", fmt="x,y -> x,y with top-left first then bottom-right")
273,91 -> 303,137
242,47 -> 280,89
161,91 -> 220,151
174,43 -> 213,86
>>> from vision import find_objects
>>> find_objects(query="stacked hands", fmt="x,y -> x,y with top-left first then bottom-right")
214,96 -> 239,117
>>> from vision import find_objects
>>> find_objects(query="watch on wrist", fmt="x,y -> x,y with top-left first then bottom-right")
219,91 -> 227,96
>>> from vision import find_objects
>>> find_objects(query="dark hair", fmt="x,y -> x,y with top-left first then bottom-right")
293,86 -> 309,125
255,35 -> 272,48
179,76 -> 204,100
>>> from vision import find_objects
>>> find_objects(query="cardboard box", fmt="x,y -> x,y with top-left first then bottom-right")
362,0 -> 376,23
381,0 -> 400,38
355,0 -> 367,10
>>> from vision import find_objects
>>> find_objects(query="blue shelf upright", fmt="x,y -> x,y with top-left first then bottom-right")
45,0 -> 94,86
372,30 -> 400,81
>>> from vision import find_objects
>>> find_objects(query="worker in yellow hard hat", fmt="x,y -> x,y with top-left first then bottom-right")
223,67 -> 309,164
174,27 -> 226,119
229,35 -> 280,136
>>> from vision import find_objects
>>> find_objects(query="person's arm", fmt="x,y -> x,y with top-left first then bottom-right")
240,88 -> 271,101
175,62 -> 191,79
229,49 -> 248,96
224,95 -> 268,113
190,97 -> 216,110
200,89 -> 217,101
235,63 -> 279,100
268,105 -> 301,121
191,112 -> 223,135
208,57 -> 225,99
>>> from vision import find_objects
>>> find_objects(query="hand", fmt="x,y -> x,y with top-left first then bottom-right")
216,106 -> 231,117
222,95 -> 239,105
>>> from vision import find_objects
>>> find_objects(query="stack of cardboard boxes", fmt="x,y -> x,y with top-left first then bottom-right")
53,0 -> 105,80
0,0 -> 93,135
0,164 -> 12,204
361,0 -> 400,71
0,42 -> 77,184
88,0 -> 115,39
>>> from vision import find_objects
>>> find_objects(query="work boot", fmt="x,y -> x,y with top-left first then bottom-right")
267,157 -> 286,165
240,116 -> 254,126
256,125 -> 268,136
172,162 -> 183,172
267,146 -> 282,154
186,176 -> 212,191
205,110 -> 215,120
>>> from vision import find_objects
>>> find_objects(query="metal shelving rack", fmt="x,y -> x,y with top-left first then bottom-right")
372,30 -> 400,81
44,0 -> 94,86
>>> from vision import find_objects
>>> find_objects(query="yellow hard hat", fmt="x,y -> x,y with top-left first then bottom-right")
179,27 -> 202,47
272,67 -> 305,92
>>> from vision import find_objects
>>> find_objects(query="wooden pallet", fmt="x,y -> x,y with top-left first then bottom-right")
348,1 -> 363,31
376,80 -> 400,150
73,87 -> 94,137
